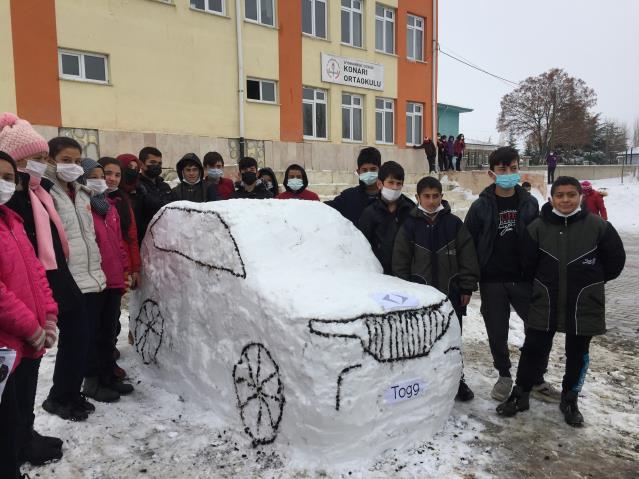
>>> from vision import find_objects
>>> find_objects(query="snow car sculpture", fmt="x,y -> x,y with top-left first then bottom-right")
130,200 -> 462,464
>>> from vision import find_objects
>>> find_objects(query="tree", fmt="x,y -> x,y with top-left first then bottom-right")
633,118 -> 639,147
590,118 -> 628,163
497,68 -> 597,161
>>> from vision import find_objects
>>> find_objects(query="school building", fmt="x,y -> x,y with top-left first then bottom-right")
0,0 -> 439,173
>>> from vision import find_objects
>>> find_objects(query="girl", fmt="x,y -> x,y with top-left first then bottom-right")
258,167 -> 279,196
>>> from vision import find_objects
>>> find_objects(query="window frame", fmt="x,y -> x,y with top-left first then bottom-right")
375,97 -> 394,145
375,4 -> 395,54
245,0 -> 276,27
302,0 -> 327,39
341,93 -> 364,143
405,102 -> 424,146
407,13 -> 424,61
341,0 -> 364,48
303,86 -> 328,140
58,49 -> 109,84
246,78 -> 278,104
190,0 -> 225,15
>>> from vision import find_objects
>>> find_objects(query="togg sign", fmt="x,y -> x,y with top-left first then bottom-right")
321,53 -> 384,91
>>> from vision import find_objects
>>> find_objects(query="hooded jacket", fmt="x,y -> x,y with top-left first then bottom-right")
582,189 -> 607,220
358,195 -> 414,274
414,139 -> 437,158
546,153 -> 558,168
523,203 -> 625,335
464,184 -> 539,274
91,197 -> 129,290
393,201 -> 480,302
136,171 -> 176,244
277,164 -> 320,201
231,180 -> 274,199
257,167 -> 280,197
326,183 -> 379,226
172,153 -> 219,203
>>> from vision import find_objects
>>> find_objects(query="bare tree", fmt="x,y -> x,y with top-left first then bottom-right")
633,118 -> 639,147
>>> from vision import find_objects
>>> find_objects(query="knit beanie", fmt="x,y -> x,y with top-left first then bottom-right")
581,180 -> 593,194
0,112 -> 49,162
81,158 -> 103,176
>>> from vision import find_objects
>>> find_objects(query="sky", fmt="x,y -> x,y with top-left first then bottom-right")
438,0 -> 639,145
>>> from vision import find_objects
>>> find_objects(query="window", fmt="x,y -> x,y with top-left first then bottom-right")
302,0 -> 326,38
375,98 -> 394,144
303,87 -> 327,139
375,4 -> 394,54
246,78 -> 277,103
245,0 -> 274,26
341,0 -> 363,47
407,14 -> 424,61
406,102 -> 423,146
342,93 -> 363,142
190,0 -> 224,14
59,49 -> 108,84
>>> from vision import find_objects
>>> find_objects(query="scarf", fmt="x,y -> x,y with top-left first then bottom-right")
90,193 -> 111,217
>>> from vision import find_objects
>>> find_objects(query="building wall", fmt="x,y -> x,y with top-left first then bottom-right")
0,1 -> 16,114
437,107 -> 460,137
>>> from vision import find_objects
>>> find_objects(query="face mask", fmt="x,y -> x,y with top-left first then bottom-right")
287,178 -> 304,191
123,168 -> 139,184
56,163 -> 85,182
208,168 -> 223,179
86,179 -> 108,195
0,179 -> 16,205
493,172 -> 520,190
145,164 -> 162,179
25,160 -> 47,179
241,171 -> 257,185
184,175 -> 201,186
359,171 -> 378,186
552,206 -> 581,218
418,203 -> 445,215
265,181 -> 273,190
381,187 -> 402,202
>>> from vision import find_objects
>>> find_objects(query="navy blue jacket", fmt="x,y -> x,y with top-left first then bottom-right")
326,183 -> 378,226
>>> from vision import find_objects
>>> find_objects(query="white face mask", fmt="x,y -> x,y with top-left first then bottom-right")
418,203 -> 445,215
381,187 -> 402,202
552,206 -> 581,218
0,179 -> 16,205
86,179 -> 108,195
25,160 -> 48,179
56,163 -> 85,182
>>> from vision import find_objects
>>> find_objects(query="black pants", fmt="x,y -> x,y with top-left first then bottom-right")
13,357 -> 41,452
0,374 -> 20,478
516,329 -> 591,393
48,295 -> 90,404
479,282 -> 547,381
548,167 -> 556,184
427,155 -> 436,173
438,151 -> 446,171
86,289 -> 122,381
455,155 -> 463,171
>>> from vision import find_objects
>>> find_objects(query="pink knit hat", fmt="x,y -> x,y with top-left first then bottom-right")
0,112 -> 50,162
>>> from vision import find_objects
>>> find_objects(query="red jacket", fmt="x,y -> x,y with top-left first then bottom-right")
0,206 -> 58,371
207,177 -> 235,200
92,199 -> 129,290
454,139 -> 465,156
583,191 -> 607,220
277,189 -> 320,201
122,202 -> 141,274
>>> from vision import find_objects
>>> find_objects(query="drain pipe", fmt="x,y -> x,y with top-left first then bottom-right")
235,0 -> 245,159
432,0 -> 439,172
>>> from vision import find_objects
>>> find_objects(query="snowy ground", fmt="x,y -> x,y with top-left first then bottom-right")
25,177 -> 639,478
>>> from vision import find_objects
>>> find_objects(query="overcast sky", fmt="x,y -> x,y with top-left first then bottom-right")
438,0 -> 639,145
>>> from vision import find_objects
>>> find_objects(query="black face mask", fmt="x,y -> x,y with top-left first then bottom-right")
123,168 -> 139,184
145,164 -> 162,179
241,171 -> 257,185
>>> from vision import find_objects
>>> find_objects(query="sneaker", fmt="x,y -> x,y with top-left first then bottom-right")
19,438 -> 63,466
560,391 -> 584,427
32,430 -> 63,449
532,382 -> 562,403
71,394 -> 96,414
496,386 -> 530,417
82,377 -> 120,403
42,398 -> 88,422
491,376 -> 513,402
455,379 -> 474,402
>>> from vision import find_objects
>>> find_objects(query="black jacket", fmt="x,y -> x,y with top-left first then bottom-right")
523,204 -> 625,336
464,184 -> 539,272
231,181 -> 274,199
136,174 -> 176,244
326,183 -> 379,226
414,139 -> 437,158
172,154 -> 219,202
358,195 -> 414,274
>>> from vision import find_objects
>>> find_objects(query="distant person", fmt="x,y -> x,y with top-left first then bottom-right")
358,161 -> 413,274
277,164 -> 320,201
446,136 -> 455,171
521,181 -> 532,193
203,152 -> 234,200
546,151 -> 558,184
258,167 -> 279,197
231,157 -> 273,199
172,153 -> 219,202
326,147 -> 381,225
413,137 -> 437,173
453,134 -> 466,171
437,134 -> 447,172
580,181 -> 608,220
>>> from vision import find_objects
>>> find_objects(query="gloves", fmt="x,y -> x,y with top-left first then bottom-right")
44,316 -> 58,349
27,326 -> 46,351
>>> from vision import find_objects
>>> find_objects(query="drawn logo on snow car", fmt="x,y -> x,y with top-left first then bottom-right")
133,299 -> 165,365
233,343 -> 285,447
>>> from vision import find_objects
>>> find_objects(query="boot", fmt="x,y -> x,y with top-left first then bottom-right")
104,376 -> 134,396
113,363 -> 127,380
455,379 -> 474,402
82,377 -> 120,403
19,438 -> 63,466
496,385 -> 530,417
42,397 -> 88,422
32,429 -> 63,450
72,393 -> 96,414
560,390 -> 584,427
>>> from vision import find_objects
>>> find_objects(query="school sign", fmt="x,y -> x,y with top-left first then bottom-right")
321,53 -> 384,91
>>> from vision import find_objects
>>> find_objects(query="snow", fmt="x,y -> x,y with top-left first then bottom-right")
589,176 -> 639,233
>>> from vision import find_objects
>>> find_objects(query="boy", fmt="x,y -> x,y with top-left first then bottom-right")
497,176 -> 625,426
231,157 -> 273,199
203,151 -> 235,199
393,176 -> 480,401
358,161 -> 414,274
521,181 -> 532,193
277,164 -> 320,201
326,147 -> 381,225
412,137 -> 437,173
464,147 -> 559,403
172,153 -> 219,202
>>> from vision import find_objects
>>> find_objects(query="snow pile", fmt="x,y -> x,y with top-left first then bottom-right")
590,177 -> 639,233
130,199 -> 462,466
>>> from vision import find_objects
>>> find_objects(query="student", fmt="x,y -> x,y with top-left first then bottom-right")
393,176 -> 480,401
358,161 -> 413,274
172,153 -> 219,202
580,181 -> 607,220
521,181 -> 532,193
231,157 -> 273,199
277,164 -> 320,201
546,151 -> 558,184
464,146 -> 559,403
326,147 -> 381,225
80,159 -> 134,403
412,137 -> 437,173
258,167 -> 279,197
203,151 -> 235,200
437,134 -> 447,172
445,136 -> 455,170
497,176 -> 625,426
453,134 -> 465,171
135,146 -> 175,244
0,151 -> 58,479
42,137 -> 106,421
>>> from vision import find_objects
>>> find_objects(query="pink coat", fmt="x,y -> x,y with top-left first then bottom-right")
92,198 -> 129,290
0,206 -> 58,371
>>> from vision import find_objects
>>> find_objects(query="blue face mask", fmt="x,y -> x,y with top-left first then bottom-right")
287,178 -> 304,191
208,168 -> 223,178
359,171 -> 378,186
494,172 -> 521,189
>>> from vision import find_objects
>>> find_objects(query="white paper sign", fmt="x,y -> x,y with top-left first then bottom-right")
0,348 -> 16,397
370,292 -> 420,311
321,53 -> 384,91
384,378 -> 426,404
